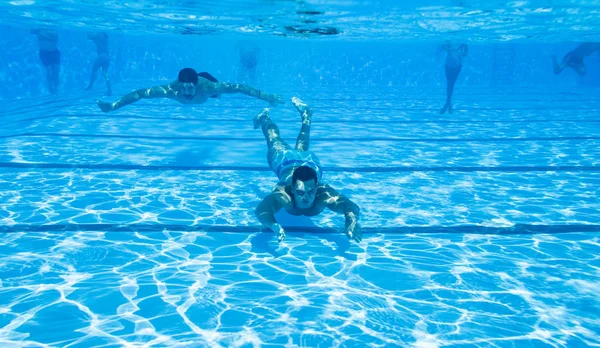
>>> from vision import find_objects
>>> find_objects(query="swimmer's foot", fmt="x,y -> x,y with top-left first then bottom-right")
440,103 -> 449,114
292,97 -> 312,119
551,55 -> 565,74
448,103 -> 454,114
253,108 -> 270,129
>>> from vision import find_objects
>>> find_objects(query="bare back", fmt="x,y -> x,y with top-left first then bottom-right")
37,30 -> 58,51
90,33 -> 109,55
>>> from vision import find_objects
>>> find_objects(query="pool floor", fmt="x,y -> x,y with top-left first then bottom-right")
1,85 -> 600,347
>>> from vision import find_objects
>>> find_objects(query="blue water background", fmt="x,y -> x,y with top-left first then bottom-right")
1,1 -> 600,347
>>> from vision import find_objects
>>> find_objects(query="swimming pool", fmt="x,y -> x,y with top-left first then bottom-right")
2,1 -> 600,347
1,84 -> 599,347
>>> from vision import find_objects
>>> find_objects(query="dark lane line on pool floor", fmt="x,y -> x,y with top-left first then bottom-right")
1,133 -> 600,142
1,162 -> 600,173
3,114 -> 600,127
1,223 -> 599,234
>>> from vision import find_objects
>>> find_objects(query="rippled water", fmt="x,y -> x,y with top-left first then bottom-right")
1,85 -> 600,346
1,231 -> 600,347
1,0 -> 600,41
2,0 -> 600,345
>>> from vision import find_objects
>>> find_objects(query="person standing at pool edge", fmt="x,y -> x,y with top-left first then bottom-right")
31,28 -> 60,95
440,42 -> 468,114
85,32 -> 112,95
95,68 -> 284,112
253,97 -> 362,243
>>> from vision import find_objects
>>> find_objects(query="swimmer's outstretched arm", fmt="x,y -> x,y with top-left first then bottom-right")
256,195 -> 280,228
255,192 -> 288,242
204,80 -> 284,105
96,83 -> 175,112
320,185 -> 362,242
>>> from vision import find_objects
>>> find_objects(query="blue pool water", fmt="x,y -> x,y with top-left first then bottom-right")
2,1 -> 600,347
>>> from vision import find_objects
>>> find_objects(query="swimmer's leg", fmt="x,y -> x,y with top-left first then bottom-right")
100,57 -> 112,95
44,66 -> 54,94
253,108 -> 291,169
54,64 -> 60,94
102,67 -> 112,95
576,63 -> 587,75
49,63 -> 60,95
291,97 -> 313,151
441,64 -> 462,114
552,55 -> 566,75
51,52 -> 61,95
569,61 -> 587,76
85,58 -> 102,91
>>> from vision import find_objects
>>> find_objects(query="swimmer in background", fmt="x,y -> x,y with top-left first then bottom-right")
553,42 -> 600,76
85,32 -> 112,95
439,42 -> 468,114
31,28 -> 60,95
96,68 -> 284,112
236,41 -> 259,82
253,97 -> 362,243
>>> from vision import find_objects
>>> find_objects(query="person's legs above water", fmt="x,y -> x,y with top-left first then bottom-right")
291,97 -> 313,152
253,108 -> 292,172
441,64 -> 462,114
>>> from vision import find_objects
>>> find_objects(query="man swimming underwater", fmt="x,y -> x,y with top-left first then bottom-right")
253,97 -> 362,243
96,68 -> 284,112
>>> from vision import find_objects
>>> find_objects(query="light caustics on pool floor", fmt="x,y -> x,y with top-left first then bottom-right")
0,87 -> 599,347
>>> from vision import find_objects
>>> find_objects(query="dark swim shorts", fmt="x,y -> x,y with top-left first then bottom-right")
39,49 -> 61,66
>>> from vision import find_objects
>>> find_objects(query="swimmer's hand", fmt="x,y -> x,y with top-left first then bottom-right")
271,223 -> 287,242
262,93 -> 285,106
96,99 -> 113,112
344,214 -> 362,243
